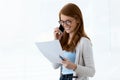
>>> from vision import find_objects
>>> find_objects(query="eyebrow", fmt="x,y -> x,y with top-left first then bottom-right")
60,19 -> 72,21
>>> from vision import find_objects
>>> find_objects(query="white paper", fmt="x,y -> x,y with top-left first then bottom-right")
35,40 -> 63,63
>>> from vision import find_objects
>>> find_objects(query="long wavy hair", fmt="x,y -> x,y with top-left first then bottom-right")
59,3 -> 89,52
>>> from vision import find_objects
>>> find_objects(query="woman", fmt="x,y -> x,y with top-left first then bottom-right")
53,3 -> 95,80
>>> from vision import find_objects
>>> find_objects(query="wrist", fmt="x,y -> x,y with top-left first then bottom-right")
73,64 -> 77,71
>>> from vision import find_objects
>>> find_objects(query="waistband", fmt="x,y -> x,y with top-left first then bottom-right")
61,74 -> 78,78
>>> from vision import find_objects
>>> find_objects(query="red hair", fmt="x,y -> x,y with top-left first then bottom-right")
59,3 -> 89,52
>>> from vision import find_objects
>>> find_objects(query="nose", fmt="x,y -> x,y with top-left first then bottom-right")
62,23 -> 68,27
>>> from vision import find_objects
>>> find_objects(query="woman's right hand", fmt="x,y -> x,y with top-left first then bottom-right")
54,27 -> 63,40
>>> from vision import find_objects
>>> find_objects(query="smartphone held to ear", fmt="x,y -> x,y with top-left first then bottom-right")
59,25 -> 64,32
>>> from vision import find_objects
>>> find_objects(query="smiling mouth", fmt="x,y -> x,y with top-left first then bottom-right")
64,26 -> 71,31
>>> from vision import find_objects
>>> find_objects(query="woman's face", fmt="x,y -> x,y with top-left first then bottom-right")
60,14 -> 78,34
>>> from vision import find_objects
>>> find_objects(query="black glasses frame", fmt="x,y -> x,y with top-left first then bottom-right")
58,20 -> 72,26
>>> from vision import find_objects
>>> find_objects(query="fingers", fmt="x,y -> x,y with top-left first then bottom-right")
54,27 -> 61,35
54,27 -> 63,40
60,59 -> 75,69
62,61 -> 70,68
60,59 -> 69,65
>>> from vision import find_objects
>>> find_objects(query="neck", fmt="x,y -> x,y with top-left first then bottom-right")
68,33 -> 74,44
69,32 -> 74,39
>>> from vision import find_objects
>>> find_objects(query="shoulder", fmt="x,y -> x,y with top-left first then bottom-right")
77,37 -> 92,47
81,37 -> 91,43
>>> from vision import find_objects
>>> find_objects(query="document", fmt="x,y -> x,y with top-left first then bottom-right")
35,40 -> 63,63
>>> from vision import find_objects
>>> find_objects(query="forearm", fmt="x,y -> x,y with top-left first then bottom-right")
74,64 -> 95,77
52,63 -> 61,69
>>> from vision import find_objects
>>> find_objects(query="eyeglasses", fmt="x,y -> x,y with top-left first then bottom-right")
58,20 -> 72,26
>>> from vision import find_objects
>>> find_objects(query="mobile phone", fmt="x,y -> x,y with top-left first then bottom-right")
59,55 -> 65,61
59,25 -> 64,32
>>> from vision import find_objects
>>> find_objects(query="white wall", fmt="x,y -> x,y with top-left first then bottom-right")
0,0 -> 120,80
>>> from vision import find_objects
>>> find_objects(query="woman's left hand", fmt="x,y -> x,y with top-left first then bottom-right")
61,59 -> 77,70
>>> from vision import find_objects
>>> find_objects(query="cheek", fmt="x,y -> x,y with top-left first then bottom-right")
71,23 -> 77,30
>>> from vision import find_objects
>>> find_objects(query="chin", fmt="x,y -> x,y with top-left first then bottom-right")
65,30 -> 70,33
66,31 -> 71,34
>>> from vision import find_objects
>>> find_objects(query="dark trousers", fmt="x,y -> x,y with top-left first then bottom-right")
59,74 -> 73,80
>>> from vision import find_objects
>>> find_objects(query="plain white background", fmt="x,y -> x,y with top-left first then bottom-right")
0,0 -> 120,80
